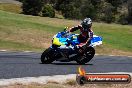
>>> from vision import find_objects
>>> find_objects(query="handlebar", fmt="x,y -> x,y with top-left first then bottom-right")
61,31 -> 72,38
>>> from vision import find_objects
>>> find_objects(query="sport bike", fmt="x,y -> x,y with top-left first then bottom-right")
41,30 -> 102,64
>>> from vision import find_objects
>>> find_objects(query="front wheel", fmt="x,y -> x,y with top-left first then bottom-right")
41,48 -> 54,64
76,47 -> 95,64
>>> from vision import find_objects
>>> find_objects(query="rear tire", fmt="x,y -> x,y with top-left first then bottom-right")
41,48 -> 54,64
76,47 -> 95,64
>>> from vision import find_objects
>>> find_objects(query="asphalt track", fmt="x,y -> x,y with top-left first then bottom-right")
0,51 -> 132,79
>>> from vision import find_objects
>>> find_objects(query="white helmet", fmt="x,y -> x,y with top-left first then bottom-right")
81,18 -> 92,29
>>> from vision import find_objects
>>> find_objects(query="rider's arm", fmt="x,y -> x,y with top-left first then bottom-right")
69,25 -> 82,32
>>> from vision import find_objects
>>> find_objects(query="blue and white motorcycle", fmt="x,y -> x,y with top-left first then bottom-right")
41,30 -> 102,64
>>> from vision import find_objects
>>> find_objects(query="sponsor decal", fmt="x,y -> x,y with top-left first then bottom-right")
76,66 -> 131,85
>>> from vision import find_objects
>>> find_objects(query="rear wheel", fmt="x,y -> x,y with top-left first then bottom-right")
41,48 -> 54,64
76,47 -> 95,64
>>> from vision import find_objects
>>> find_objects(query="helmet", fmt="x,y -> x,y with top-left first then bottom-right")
81,18 -> 92,29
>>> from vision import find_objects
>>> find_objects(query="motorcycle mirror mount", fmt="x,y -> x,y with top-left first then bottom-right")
63,27 -> 69,32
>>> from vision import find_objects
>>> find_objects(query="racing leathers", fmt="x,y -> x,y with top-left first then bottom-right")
69,25 -> 93,47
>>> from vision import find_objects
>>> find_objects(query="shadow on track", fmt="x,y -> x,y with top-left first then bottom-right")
40,62 -> 93,65
52,62 -> 93,65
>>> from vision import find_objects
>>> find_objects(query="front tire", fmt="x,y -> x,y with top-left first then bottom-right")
76,47 -> 95,64
41,48 -> 54,64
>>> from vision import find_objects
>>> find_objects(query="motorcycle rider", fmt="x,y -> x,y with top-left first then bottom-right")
68,18 -> 94,49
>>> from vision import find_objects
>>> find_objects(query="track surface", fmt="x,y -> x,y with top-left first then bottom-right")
0,51 -> 132,79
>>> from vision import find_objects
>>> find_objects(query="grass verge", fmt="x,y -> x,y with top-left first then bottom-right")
0,10 -> 131,55
0,3 -> 22,13
1,81 -> 132,88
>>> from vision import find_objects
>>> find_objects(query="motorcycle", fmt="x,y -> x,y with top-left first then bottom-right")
41,29 -> 102,64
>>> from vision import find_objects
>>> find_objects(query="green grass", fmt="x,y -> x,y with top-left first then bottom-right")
0,10 -> 131,55
0,3 -> 22,13
93,23 -> 132,52
0,39 -> 41,51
